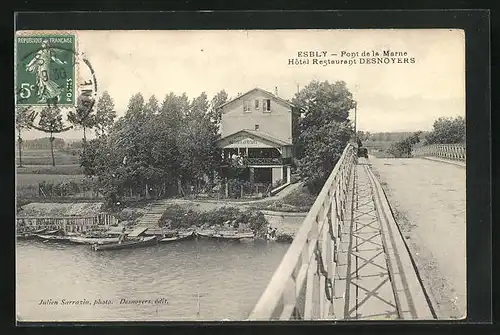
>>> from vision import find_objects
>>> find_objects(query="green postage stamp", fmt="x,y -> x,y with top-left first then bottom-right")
15,32 -> 76,107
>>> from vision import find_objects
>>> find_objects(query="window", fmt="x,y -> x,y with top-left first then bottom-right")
255,99 -> 260,110
263,99 -> 271,112
255,124 -> 260,131
243,100 -> 251,112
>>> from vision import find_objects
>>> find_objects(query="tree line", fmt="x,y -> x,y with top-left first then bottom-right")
84,81 -> 356,205
16,80 -> 359,205
80,90 -> 228,207
15,91 -> 117,167
18,137 -> 66,150
386,116 -> 465,158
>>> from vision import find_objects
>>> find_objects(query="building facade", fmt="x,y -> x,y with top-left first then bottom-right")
216,88 -> 297,188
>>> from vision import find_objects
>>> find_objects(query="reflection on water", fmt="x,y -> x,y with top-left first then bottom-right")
16,239 -> 289,321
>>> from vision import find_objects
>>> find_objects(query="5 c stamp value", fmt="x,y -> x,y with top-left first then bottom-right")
16,33 -> 76,106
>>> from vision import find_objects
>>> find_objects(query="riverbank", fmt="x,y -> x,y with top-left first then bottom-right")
17,200 -> 302,243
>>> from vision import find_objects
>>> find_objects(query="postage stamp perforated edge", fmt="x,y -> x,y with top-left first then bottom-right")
15,30 -> 79,109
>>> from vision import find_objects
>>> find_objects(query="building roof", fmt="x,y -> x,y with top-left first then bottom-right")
216,129 -> 293,147
218,87 -> 295,111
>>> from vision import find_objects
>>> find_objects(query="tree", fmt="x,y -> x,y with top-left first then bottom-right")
292,80 -> 356,193
297,121 -> 353,192
67,94 -> 97,142
357,130 -> 371,142
124,93 -> 145,121
178,92 -> 219,189
90,90 -> 224,206
208,90 -> 228,130
15,106 -> 32,167
94,91 -> 117,138
387,131 -> 422,158
188,92 -> 209,119
144,95 -> 160,116
38,106 -> 65,166
424,116 -> 465,145
156,93 -> 190,189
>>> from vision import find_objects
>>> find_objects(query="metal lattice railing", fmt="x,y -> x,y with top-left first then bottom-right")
412,143 -> 466,162
248,143 -> 357,320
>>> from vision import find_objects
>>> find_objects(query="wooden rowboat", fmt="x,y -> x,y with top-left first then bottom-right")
35,234 -> 71,243
159,231 -> 196,243
196,230 -> 255,240
68,236 -> 120,245
92,236 -> 158,251
16,228 -> 47,240
44,229 -> 61,235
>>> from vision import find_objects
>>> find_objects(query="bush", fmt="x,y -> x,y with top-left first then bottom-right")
250,185 -> 316,213
114,208 -> 143,222
424,116 -> 465,145
386,131 -> 422,158
38,180 -> 82,197
276,233 -> 294,243
158,205 -> 268,233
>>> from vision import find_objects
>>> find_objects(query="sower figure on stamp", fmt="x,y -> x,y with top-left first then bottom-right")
25,39 -> 67,103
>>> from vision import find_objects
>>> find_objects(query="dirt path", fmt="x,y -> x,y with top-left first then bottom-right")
369,157 -> 466,319
158,181 -> 305,211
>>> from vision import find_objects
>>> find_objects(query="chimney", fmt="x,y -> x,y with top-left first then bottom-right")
274,86 -> 278,97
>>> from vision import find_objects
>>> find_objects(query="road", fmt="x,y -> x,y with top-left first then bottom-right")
369,157 -> 466,319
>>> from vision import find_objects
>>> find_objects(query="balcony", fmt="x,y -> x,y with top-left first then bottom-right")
220,157 -> 291,167
244,157 -> 283,165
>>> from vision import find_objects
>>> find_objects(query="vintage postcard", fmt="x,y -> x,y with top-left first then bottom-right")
15,29 -> 466,322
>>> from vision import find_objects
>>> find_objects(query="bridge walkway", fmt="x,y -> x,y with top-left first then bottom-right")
334,160 -> 434,320
248,144 -> 450,321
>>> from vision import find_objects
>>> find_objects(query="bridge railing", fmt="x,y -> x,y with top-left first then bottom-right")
249,143 -> 357,320
412,143 -> 466,162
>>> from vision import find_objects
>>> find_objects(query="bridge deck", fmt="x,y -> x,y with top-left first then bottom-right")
334,161 -> 434,320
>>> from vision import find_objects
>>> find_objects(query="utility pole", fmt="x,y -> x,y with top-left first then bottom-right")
354,102 -> 358,143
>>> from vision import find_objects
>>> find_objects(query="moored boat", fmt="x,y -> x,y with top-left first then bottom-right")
92,236 -> 158,251
68,236 -> 120,245
44,229 -> 61,235
159,231 -> 196,243
196,230 -> 255,240
16,228 -> 47,240
35,234 -> 72,243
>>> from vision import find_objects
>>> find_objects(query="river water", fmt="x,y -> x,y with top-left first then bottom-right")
16,239 -> 289,322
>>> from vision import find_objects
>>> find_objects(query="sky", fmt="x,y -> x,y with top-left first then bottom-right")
19,29 -> 465,140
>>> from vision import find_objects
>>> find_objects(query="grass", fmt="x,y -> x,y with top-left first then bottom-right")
16,173 -> 87,187
16,150 -> 88,198
16,164 -> 84,175
250,185 -> 317,213
16,149 -> 80,166
16,173 -> 93,199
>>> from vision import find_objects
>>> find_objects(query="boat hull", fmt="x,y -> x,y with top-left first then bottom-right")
45,229 -> 61,235
68,236 -> 120,245
16,234 -> 36,240
196,231 -> 254,240
35,234 -> 72,243
92,236 -> 158,251
159,231 -> 196,243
